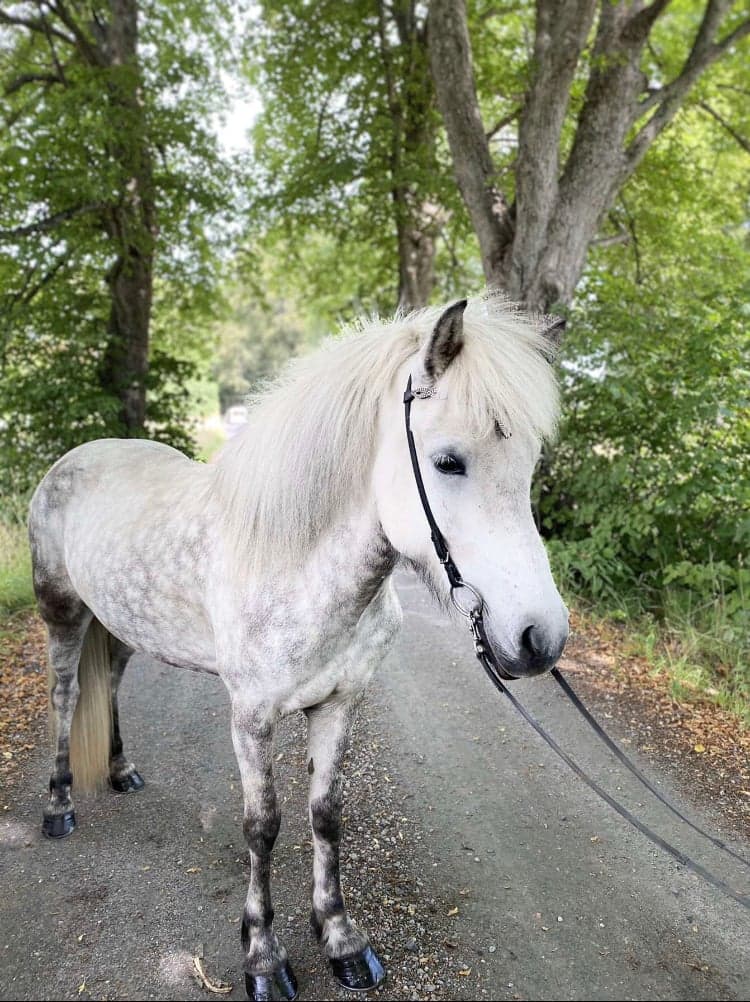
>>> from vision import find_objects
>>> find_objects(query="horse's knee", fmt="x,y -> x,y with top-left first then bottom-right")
311,795 -> 341,848
243,807 -> 281,856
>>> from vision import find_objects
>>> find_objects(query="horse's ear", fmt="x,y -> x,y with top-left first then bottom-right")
540,316 -> 566,359
423,299 -> 467,380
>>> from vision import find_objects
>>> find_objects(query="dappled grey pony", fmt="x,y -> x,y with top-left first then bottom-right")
29,297 -> 568,1000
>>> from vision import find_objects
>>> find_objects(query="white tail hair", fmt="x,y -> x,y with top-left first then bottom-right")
49,617 -> 112,792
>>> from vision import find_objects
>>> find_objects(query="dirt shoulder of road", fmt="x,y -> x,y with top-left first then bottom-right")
2,608 -> 748,838
0,610 -> 47,786
559,610 -> 749,839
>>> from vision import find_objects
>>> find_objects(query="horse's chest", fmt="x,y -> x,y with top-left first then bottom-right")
236,577 -> 402,713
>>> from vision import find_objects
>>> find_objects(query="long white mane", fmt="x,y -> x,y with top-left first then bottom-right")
213,295 -> 559,573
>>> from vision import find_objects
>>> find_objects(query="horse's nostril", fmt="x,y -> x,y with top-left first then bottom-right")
521,624 -> 540,657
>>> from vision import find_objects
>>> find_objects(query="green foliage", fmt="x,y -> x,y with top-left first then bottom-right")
0,494 -> 34,615
545,270 -> 749,578
541,256 -> 749,696
211,274 -> 320,410
0,1 -> 243,492
528,32 -> 750,704
246,0 -> 471,310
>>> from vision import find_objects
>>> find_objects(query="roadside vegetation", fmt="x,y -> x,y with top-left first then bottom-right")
0,497 -> 34,617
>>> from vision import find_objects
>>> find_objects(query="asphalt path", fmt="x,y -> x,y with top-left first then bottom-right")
1,573 -> 748,1001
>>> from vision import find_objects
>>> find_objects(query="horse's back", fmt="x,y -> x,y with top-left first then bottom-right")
29,439 -> 218,663
32,437 -> 204,520
33,437 -> 193,548
33,438 -> 193,503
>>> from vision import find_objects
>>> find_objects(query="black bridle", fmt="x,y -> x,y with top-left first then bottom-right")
403,374 -> 516,682
403,374 -> 749,910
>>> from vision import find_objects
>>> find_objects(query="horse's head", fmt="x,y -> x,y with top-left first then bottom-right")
374,298 -> 568,679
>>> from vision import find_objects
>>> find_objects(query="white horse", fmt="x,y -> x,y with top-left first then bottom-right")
29,296 -> 568,1000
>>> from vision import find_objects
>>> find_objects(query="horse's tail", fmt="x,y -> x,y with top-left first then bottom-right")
48,617 -> 112,792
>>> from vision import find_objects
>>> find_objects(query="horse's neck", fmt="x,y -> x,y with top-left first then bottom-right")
300,501 -> 397,616
231,500 -> 397,631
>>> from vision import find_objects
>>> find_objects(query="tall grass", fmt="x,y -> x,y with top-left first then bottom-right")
644,579 -> 749,723
551,546 -> 749,724
0,495 -> 34,616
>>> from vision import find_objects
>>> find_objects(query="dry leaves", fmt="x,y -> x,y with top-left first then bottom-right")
0,611 -> 48,781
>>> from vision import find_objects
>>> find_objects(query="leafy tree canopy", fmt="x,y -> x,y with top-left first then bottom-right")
0,0 -> 245,491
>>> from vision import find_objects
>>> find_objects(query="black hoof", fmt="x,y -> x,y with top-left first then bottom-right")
245,960 -> 298,1001
42,809 -> 76,839
330,946 -> 386,993
109,770 -> 145,793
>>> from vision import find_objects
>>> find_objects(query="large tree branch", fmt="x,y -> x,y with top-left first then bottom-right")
622,0 -> 673,45
376,1 -> 403,199
486,106 -> 520,142
628,2 -> 749,166
46,0 -> 106,66
519,2 -> 652,308
3,70 -> 63,94
591,230 -> 631,248
0,202 -> 105,240
37,1 -> 69,81
0,5 -> 73,44
637,0 -> 740,115
427,0 -> 514,285
510,0 -> 598,298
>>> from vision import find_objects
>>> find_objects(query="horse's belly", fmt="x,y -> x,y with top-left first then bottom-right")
70,554 -> 217,672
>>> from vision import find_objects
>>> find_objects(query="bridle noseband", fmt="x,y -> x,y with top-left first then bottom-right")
403,374 -> 517,681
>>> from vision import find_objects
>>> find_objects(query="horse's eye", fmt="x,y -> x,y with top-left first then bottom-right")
433,453 -> 466,476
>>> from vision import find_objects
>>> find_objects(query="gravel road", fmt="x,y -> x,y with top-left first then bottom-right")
1,573 -> 748,1001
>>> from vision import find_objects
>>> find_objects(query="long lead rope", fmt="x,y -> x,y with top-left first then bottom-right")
403,375 -> 749,910
477,650 -> 749,909
551,667 -> 750,869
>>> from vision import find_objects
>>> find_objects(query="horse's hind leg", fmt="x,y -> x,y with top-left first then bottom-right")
42,605 -> 93,838
229,694 -> 298,1001
108,638 -> 145,793
306,696 -> 386,992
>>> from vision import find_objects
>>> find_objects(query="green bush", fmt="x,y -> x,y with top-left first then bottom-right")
540,268 -> 749,697
0,494 -> 34,615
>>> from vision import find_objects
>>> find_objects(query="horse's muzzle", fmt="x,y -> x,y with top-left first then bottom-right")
491,624 -> 567,679
516,624 -> 567,676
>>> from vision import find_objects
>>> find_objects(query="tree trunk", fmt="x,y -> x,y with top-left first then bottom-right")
397,218 -> 436,312
102,240 -> 152,433
380,0 -> 440,312
99,0 -> 155,434
427,0 -> 514,289
428,0 -> 750,314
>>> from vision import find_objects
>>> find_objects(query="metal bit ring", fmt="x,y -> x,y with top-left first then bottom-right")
449,581 -> 484,618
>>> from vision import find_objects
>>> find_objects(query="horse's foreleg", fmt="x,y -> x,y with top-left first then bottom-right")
108,638 -> 144,793
230,698 -> 298,1002
306,696 -> 386,992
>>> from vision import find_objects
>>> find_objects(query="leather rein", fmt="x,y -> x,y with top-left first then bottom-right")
403,374 -> 749,910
